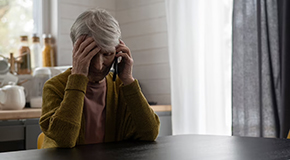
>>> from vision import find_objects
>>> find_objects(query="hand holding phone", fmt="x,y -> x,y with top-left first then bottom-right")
114,40 -> 134,85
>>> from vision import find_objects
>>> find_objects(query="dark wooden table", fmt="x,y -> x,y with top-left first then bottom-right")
1,134 -> 290,160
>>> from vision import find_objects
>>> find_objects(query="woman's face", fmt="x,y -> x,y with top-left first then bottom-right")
87,48 -> 115,82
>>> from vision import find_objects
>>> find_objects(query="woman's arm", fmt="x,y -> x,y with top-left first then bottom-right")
121,80 -> 160,141
40,36 -> 100,148
39,74 -> 88,148
114,40 -> 160,140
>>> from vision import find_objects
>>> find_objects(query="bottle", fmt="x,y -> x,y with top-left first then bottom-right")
42,34 -> 55,67
30,34 -> 42,71
18,35 -> 32,74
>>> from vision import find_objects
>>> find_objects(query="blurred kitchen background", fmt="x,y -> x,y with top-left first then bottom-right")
0,0 -> 171,105
2,0 -> 289,156
0,0 -> 235,153
0,0 -> 172,152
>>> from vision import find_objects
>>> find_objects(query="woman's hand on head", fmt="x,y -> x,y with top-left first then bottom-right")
71,36 -> 100,76
115,40 -> 134,85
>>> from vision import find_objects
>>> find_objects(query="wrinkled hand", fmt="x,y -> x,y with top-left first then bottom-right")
115,40 -> 134,85
71,36 -> 100,76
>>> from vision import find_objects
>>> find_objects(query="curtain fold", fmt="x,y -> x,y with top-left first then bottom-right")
278,0 -> 290,138
232,0 -> 281,138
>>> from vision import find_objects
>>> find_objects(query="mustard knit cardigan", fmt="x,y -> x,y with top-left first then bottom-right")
39,69 -> 160,148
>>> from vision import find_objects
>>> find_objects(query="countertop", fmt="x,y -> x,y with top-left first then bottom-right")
0,105 -> 171,120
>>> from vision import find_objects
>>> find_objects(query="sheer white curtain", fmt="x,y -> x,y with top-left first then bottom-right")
166,0 -> 233,135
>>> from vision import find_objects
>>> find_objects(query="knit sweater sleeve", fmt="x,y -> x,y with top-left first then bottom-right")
39,74 -> 88,148
120,80 -> 160,141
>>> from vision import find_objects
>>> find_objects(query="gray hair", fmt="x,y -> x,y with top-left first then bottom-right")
70,8 -> 121,52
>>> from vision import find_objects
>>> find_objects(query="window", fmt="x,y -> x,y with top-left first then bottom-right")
0,0 -> 41,58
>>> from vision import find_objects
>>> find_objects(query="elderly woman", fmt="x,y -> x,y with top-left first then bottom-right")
39,8 -> 160,148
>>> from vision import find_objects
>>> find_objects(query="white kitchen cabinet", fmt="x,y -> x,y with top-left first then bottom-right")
156,111 -> 172,136
0,119 -> 41,152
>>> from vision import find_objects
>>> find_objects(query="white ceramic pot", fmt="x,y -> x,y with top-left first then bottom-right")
0,84 -> 26,110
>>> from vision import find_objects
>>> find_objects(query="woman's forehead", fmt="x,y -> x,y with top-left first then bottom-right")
100,48 -> 115,53
82,36 -> 117,53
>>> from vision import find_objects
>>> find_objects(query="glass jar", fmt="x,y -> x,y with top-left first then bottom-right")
42,34 -> 55,67
18,35 -> 32,74
30,67 -> 51,108
30,34 -> 42,71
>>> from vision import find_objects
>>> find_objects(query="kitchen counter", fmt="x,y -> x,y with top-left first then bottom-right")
0,108 -> 41,120
0,105 -> 171,120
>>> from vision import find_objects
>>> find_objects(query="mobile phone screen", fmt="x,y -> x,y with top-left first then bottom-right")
113,53 -> 118,81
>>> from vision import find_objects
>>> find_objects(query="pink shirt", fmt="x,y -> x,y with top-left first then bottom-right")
83,79 -> 106,144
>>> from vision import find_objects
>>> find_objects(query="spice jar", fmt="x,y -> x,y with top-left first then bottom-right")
42,34 -> 55,67
30,34 -> 42,70
18,35 -> 32,74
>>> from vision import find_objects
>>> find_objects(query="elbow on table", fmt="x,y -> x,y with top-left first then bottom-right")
40,126 -> 79,148
140,130 -> 159,141
41,132 -> 77,149
146,117 -> 161,141
55,141 -> 76,148
40,116 -> 81,148
140,124 -> 160,141
149,130 -> 159,141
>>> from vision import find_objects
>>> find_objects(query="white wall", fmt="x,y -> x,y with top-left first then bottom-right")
53,0 -> 171,105
116,0 -> 171,105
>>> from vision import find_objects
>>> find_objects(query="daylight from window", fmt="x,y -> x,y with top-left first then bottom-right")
0,0 -> 33,58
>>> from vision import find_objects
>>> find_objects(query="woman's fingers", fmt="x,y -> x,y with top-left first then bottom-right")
77,37 -> 94,53
116,46 -> 131,58
73,35 -> 86,53
113,40 -> 134,85
116,52 -> 133,65
83,41 -> 98,56
85,47 -> 101,61
119,39 -> 125,45
115,41 -> 133,65
71,36 -> 101,76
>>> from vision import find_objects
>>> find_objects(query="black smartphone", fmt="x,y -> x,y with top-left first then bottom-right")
113,52 -> 118,81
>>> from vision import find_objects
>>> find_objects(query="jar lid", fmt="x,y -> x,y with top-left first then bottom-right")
32,34 -> 40,43
33,67 -> 51,76
43,34 -> 52,44
20,35 -> 28,41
